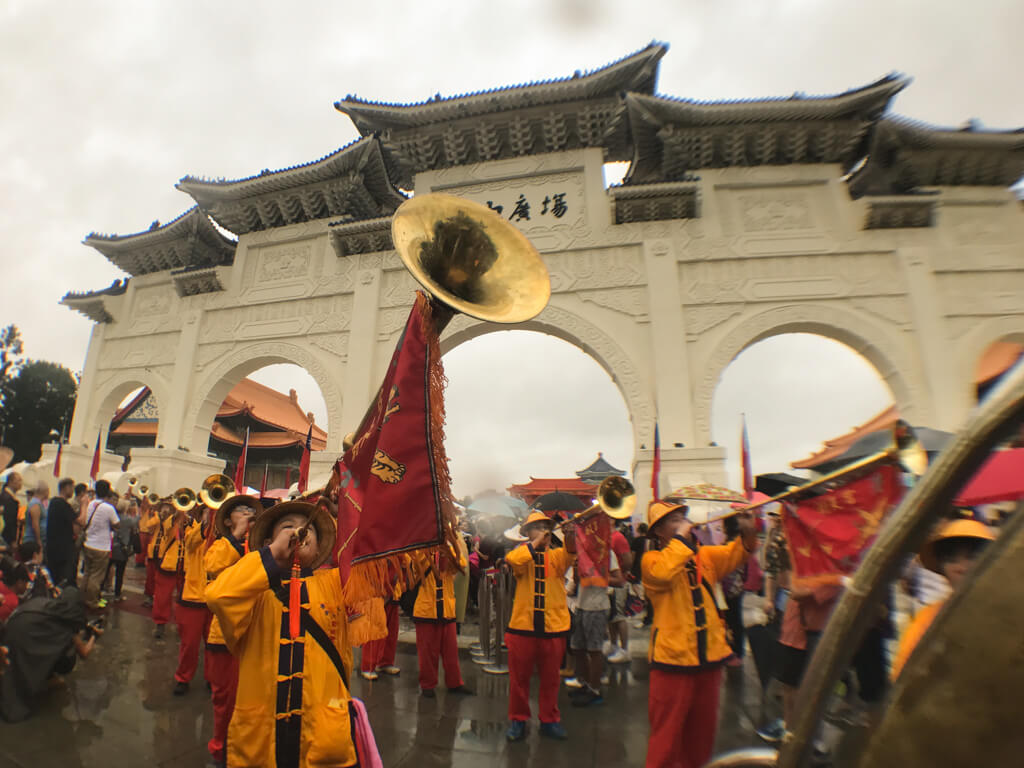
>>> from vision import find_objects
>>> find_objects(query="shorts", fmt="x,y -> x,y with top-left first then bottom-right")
570,609 -> 608,652
608,586 -> 627,624
775,631 -> 821,688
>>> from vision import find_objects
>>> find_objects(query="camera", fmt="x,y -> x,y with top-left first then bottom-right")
83,617 -> 104,639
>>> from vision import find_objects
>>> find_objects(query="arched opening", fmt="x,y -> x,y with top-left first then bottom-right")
106,385 -> 160,465
442,330 -> 633,501
202,363 -> 328,494
712,333 -> 894,489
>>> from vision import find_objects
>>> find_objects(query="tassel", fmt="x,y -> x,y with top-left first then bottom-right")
289,550 -> 301,639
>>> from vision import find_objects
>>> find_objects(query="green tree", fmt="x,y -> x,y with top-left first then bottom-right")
0,360 -> 78,463
0,325 -> 23,407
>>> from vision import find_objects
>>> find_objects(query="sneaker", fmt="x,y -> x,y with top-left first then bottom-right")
420,688 -> 435,698
447,685 -> 475,696
571,688 -> 604,707
756,718 -> 787,743
608,648 -> 630,664
172,681 -> 189,696
564,677 -> 584,689
361,670 -> 379,681
377,665 -> 400,676
505,721 -> 526,742
114,594 -> 127,603
539,721 -> 568,740
96,598 -> 108,609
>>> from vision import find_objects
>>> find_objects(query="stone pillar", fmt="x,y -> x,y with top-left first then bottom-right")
898,244 -> 973,431
643,238 -> 698,448
632,446 -> 728,519
68,323 -> 107,446
158,309 -> 203,451
38,444 -> 124,488
340,263 -> 383,432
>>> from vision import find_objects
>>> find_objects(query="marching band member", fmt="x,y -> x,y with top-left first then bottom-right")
203,494 -> 258,768
642,501 -> 757,768
172,504 -> 211,695
151,500 -> 180,639
140,499 -> 164,608
411,548 -> 473,698
504,511 -> 574,742
360,561 -> 404,681
206,500 -> 364,768
892,518 -> 994,679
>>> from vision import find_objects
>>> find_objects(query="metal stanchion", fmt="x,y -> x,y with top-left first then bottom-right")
484,569 -> 509,675
471,571 -> 492,664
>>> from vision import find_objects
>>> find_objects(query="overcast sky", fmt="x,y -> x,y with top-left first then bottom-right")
2,1 -> 1021,496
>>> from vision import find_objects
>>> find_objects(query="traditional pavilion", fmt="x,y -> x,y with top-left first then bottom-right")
107,378 -> 326,490
508,453 -> 627,506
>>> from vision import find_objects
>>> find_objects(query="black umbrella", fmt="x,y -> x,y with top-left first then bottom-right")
531,492 -> 588,514
755,473 -> 807,497
815,426 -> 952,474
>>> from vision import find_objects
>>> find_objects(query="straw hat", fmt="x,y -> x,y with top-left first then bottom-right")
214,494 -> 261,539
250,500 -> 337,570
919,518 -> 995,573
648,500 -> 689,530
519,510 -> 554,537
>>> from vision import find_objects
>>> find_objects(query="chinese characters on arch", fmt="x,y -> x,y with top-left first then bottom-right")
486,191 -> 569,222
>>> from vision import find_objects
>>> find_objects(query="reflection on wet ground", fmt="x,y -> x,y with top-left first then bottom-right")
0,591 -> 797,768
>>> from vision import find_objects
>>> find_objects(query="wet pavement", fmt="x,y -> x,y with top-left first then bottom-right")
0,568 -> 858,767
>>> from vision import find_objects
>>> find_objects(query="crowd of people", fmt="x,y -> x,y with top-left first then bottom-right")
0,465 -> 1007,768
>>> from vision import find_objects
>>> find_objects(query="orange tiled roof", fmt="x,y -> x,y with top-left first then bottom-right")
975,341 -> 1024,385
508,477 -> 597,504
210,422 -> 326,451
791,405 -> 900,469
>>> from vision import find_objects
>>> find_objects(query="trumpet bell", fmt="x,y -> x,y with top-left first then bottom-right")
172,487 -> 196,513
597,476 -> 636,520
199,473 -> 235,510
145,490 -> 161,506
127,476 -> 139,489
392,193 -> 551,324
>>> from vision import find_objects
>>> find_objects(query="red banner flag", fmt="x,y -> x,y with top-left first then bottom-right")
233,427 -> 249,490
89,431 -> 101,481
53,439 -> 63,478
781,462 -> 904,581
651,422 -> 661,502
575,513 -> 611,587
297,426 -> 312,493
741,415 -> 753,501
259,464 -> 268,498
331,292 -> 458,593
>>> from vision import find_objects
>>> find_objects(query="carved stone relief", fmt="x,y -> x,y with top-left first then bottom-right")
201,294 -> 352,342
309,333 -> 350,360
576,287 -> 649,320
545,246 -> 646,293
99,333 -> 179,370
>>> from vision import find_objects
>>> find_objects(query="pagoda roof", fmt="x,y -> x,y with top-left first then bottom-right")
507,477 -> 597,499
60,279 -> 129,323
791,405 -> 900,469
624,75 -> 907,184
575,452 -> 626,481
847,117 -> 1024,198
177,137 -> 406,235
335,43 -> 667,187
83,207 -> 236,276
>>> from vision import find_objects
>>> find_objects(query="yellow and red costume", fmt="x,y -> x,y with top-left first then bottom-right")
361,578 -> 402,674
174,518 -> 211,684
138,505 -> 158,571
206,547 -> 356,768
142,510 -> 164,600
412,551 -> 465,692
152,514 -> 185,628
642,504 -> 751,768
204,530 -> 246,765
505,540 -> 573,725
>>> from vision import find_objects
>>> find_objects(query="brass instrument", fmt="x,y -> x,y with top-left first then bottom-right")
555,476 -> 637,530
198,473 -> 235,510
391,193 -> 550,325
145,490 -> 161,506
172,487 -> 197,514
707,362 -> 1024,767
138,484 -> 149,496
127,476 -> 139,491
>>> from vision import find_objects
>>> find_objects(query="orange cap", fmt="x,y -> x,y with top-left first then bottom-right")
919,518 -> 995,572
519,510 -> 554,537
648,500 -> 688,529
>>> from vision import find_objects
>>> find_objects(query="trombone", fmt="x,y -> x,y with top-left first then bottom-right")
554,476 -> 637,530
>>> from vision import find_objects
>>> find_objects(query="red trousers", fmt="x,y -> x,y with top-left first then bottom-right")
136,533 -> 151,566
174,602 -> 211,683
144,556 -> 157,597
506,633 -> 565,724
205,646 -> 239,763
152,569 -> 180,626
646,667 -> 723,768
362,602 -> 400,672
414,621 -> 463,691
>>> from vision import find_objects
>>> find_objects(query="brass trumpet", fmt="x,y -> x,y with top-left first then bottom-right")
127,476 -> 140,491
172,487 -> 197,514
145,490 -> 161,506
555,476 -> 637,530
199,473 -> 235,510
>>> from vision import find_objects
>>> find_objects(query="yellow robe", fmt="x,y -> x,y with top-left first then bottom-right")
204,534 -> 245,648
180,521 -> 208,605
505,543 -> 573,636
206,548 -> 356,768
892,600 -> 944,679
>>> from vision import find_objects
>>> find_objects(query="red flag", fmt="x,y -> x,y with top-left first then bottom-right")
332,292 -> 458,590
259,464 -> 268,498
53,438 -> 63,478
651,422 -> 661,502
781,462 -> 904,581
297,426 -> 312,493
89,431 -> 101,481
575,513 -> 611,587
233,427 -> 249,490
741,415 -> 753,501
